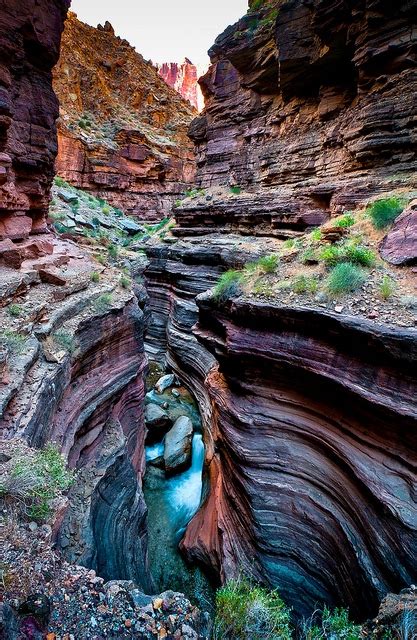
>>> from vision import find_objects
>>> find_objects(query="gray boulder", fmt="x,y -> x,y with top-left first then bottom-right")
145,403 -> 171,443
155,373 -> 178,394
164,416 -> 193,475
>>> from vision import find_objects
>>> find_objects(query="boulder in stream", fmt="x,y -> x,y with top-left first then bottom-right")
145,403 -> 172,443
155,373 -> 178,394
164,416 -> 193,475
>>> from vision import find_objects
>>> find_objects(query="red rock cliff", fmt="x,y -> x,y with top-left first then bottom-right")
0,0 -> 70,241
53,13 -> 196,220
158,59 -> 205,111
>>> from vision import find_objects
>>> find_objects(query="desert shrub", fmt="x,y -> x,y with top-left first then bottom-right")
54,176 -> 68,188
107,243 -> 119,259
292,275 -> 319,294
95,254 -> 106,265
379,275 -> 395,300
230,185 -> 242,195
93,293 -> 113,314
2,444 -> 74,521
213,270 -> 243,302
334,213 -> 355,228
120,275 -> 131,289
283,239 -> 296,249
0,331 -> 27,354
326,263 -> 367,295
302,606 -> 361,639
90,271 -> 100,283
257,254 -> 279,274
310,229 -> 323,242
102,205 -> 111,215
8,304 -> 22,318
319,242 -> 375,268
214,577 -> 292,640
367,196 -> 405,229
301,248 -> 319,264
53,330 -> 76,354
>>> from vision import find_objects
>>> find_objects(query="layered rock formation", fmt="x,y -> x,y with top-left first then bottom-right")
0,0 -> 70,241
182,0 -> 417,236
158,59 -> 205,111
143,0 -> 417,621
53,14 -> 196,220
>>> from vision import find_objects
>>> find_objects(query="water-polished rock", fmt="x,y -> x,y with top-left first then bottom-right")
164,416 -> 193,475
145,403 -> 172,443
155,373 -> 178,394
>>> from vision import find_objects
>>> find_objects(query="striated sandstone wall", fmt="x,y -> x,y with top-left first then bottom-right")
143,0 -> 417,620
0,0 -> 70,241
54,14 -> 196,220
179,0 -> 417,237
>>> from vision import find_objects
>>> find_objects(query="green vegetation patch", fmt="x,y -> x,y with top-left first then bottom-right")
214,577 -> 292,640
326,263 -> 367,295
1,444 -> 74,521
319,241 -> 376,268
333,213 -> 355,228
213,270 -> 243,302
367,196 -> 405,230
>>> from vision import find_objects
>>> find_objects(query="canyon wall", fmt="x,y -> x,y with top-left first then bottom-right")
0,0 -> 70,241
181,0 -> 417,237
144,0 -> 417,620
0,1 -> 153,593
158,59 -> 205,111
53,13 -> 196,220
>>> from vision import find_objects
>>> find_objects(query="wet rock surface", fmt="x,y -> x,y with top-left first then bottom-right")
164,416 -> 194,475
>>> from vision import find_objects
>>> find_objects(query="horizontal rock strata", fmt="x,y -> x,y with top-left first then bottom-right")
54,13 -> 196,220
0,0 -> 70,241
177,0 -> 417,236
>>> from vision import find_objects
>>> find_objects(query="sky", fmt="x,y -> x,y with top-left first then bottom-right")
70,0 -> 248,66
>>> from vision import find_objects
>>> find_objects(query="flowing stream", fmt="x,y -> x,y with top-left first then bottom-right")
143,370 -> 214,610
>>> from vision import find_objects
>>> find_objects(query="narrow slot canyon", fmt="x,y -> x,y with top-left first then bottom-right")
1,1 -> 416,639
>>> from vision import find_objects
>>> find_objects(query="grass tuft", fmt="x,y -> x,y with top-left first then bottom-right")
1,444 -> 74,521
379,275 -> 395,301
333,213 -> 355,228
367,196 -> 405,229
326,263 -> 367,295
214,577 -> 292,640
213,270 -> 243,302
292,275 -> 319,295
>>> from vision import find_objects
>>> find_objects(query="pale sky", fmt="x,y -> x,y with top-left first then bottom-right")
70,0 -> 248,66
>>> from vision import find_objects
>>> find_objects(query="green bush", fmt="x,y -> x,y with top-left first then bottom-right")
304,606 -> 362,639
53,330 -> 76,354
0,331 -> 27,354
367,196 -> 405,229
283,239 -> 296,249
310,229 -> 322,243
214,577 -> 292,640
319,242 -> 375,268
102,205 -> 111,215
213,270 -> 243,302
379,275 -> 395,300
107,243 -> 119,259
120,275 -> 131,289
292,275 -> 319,294
5,444 -> 74,521
258,254 -> 279,274
54,176 -> 68,188
230,185 -> 242,195
326,263 -> 367,295
8,304 -> 22,318
93,293 -> 113,314
334,213 -> 355,228
90,271 -> 100,283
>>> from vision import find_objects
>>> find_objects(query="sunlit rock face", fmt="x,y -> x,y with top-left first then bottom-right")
53,13 -> 196,220
0,0 -> 70,241
158,59 -> 205,111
